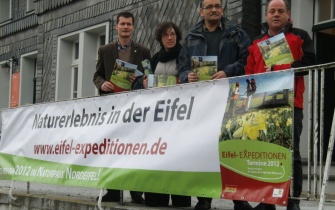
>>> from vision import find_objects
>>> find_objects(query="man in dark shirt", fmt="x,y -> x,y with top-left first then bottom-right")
178,0 -> 251,209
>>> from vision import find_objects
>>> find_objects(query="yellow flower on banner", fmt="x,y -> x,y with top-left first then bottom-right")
276,120 -> 280,127
244,124 -> 259,140
253,112 -> 268,136
221,108 -> 292,144
272,113 -> 278,119
233,127 -> 243,138
237,117 -> 243,126
265,113 -> 270,119
226,119 -> 232,131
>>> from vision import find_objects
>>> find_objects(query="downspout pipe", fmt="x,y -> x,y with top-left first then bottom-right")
312,0 -> 315,41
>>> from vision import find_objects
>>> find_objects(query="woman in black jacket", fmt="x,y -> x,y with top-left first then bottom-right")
134,21 -> 182,90
140,22 -> 191,208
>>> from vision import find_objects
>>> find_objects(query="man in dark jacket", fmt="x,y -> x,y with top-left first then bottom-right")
93,11 -> 151,96
178,0 -> 251,210
245,1 -> 316,210
178,0 -> 250,84
93,11 -> 150,204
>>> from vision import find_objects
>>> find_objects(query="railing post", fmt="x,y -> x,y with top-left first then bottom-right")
318,107 -> 335,210
319,68 -> 325,196
27,181 -> 30,193
313,69 -> 319,199
307,70 -> 314,199
307,69 -> 313,200
120,190 -> 124,204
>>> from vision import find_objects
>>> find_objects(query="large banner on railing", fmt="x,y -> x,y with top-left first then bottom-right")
0,71 -> 293,205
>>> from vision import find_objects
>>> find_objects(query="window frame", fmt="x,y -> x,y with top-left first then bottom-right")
71,67 -> 78,99
56,22 -> 109,101
26,0 -> 35,13
96,33 -> 107,61
0,0 -> 12,24
316,0 -> 335,23
71,41 -> 79,99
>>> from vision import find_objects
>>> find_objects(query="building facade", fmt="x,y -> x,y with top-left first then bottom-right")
0,0 -> 244,106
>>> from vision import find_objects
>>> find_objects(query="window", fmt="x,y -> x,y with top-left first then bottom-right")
19,51 -> 38,106
71,42 -> 79,99
96,34 -> 106,61
317,0 -> 335,22
99,34 -> 106,46
27,0 -> 34,12
0,60 -> 11,108
0,57 -> 19,108
74,42 -> 79,60
72,67 -> 78,99
0,52 -> 38,108
56,22 -> 109,101
0,0 -> 11,23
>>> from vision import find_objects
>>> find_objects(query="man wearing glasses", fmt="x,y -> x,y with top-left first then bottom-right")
178,0 -> 250,83
178,0 -> 251,210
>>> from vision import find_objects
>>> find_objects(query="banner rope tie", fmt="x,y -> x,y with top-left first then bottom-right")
97,188 -> 103,210
9,180 -> 17,200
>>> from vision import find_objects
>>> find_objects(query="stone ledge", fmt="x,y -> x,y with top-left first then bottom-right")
1,181 -> 335,210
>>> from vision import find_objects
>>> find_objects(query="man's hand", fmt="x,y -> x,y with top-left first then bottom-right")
130,75 -> 137,83
188,72 -> 199,83
101,81 -> 114,92
265,66 -> 272,72
211,71 -> 227,80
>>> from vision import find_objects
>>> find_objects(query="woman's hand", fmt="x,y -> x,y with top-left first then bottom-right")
143,75 -> 148,89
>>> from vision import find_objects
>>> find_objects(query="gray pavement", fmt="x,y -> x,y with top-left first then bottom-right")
0,180 -> 334,210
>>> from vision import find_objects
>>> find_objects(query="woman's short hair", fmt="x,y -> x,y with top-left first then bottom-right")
155,21 -> 182,47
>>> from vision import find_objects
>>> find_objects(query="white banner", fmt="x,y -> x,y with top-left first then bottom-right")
1,79 -> 229,172
0,71 -> 294,202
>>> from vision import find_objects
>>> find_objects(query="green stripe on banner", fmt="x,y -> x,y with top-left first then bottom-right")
0,153 -> 222,198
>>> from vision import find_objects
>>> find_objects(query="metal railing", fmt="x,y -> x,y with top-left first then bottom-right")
291,62 -> 335,210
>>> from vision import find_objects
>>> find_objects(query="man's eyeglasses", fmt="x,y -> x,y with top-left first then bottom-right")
202,4 -> 222,10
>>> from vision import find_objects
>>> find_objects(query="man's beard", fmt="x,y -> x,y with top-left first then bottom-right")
207,15 -> 221,25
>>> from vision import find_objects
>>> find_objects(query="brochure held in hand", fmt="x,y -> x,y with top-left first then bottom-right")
141,59 -> 178,88
257,33 -> 294,66
141,59 -> 153,76
110,59 -> 142,93
148,75 -> 178,88
191,56 -> 217,81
